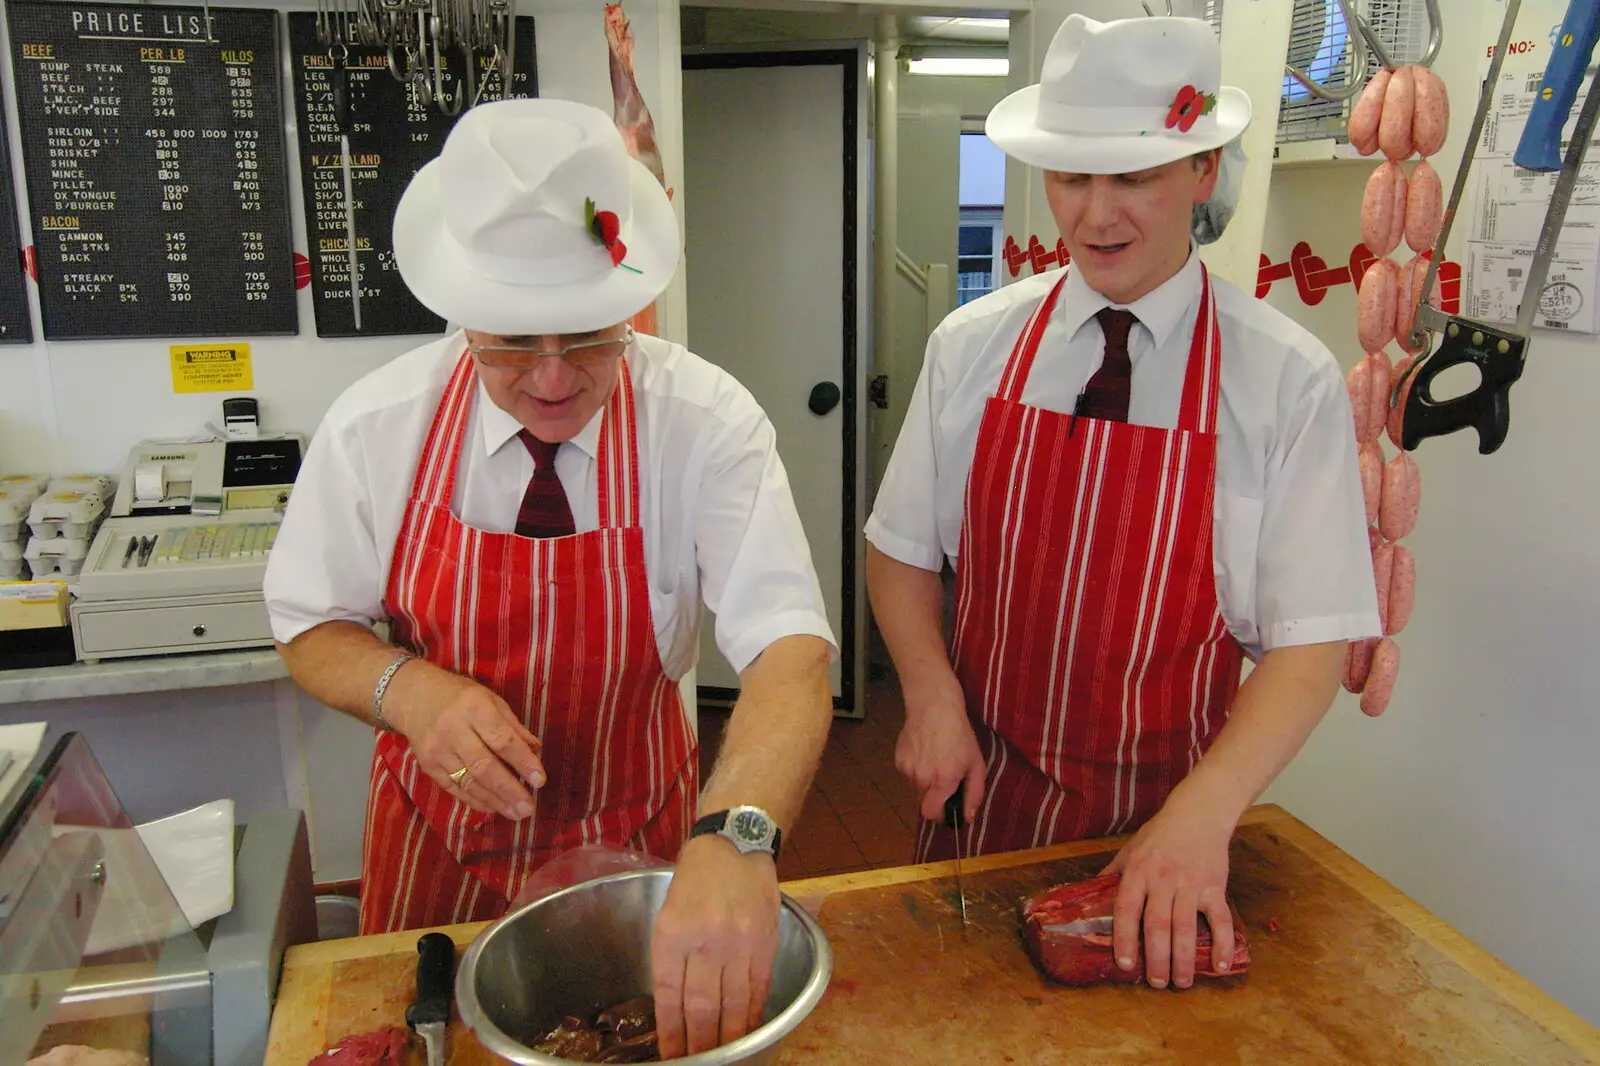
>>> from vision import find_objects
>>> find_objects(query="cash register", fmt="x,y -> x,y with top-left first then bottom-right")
69,433 -> 302,662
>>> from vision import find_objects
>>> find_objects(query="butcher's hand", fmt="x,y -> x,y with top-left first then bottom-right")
1103,797 -> 1235,990
896,674 -> 985,824
652,835 -> 780,1058
387,663 -> 545,820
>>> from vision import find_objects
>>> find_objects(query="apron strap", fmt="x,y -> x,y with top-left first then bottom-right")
1176,265 -> 1223,435
997,275 -> 1070,402
402,348 -> 477,517
597,359 -> 643,529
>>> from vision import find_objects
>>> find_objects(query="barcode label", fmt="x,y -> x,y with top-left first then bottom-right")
1545,319 -> 1569,329
1515,167 -> 1538,177
1527,73 -> 1543,93
1508,268 -> 1523,278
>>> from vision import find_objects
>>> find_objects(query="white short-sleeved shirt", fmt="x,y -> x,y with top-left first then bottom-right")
865,253 -> 1381,661
264,331 -> 837,679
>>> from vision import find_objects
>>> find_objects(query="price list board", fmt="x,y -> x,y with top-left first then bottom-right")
287,14 -> 537,337
0,87 -> 31,344
5,3 -> 296,340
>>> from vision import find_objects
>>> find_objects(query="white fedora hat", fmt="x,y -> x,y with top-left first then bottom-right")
987,15 -> 1251,175
393,97 -> 679,335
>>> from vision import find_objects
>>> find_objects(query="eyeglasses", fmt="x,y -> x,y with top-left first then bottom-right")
469,327 -> 634,369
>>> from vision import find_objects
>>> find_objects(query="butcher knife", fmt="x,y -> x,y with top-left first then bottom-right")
1401,0 -> 1600,453
943,782 -> 968,927
405,932 -> 456,1066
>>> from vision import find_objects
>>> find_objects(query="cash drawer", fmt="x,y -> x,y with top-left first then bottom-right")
71,593 -> 274,660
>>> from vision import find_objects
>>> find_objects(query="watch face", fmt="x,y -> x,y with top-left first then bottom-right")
730,808 -> 771,845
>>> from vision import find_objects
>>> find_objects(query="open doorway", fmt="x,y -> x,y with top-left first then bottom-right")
683,3 -> 1016,874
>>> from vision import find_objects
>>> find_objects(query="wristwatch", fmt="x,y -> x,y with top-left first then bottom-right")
690,805 -> 782,859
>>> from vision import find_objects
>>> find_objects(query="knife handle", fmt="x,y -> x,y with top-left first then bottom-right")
1514,0 -> 1600,172
405,932 -> 456,1029
943,781 -> 966,830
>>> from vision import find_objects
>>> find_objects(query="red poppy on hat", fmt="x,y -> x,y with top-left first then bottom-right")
1166,84 -> 1217,133
585,197 -> 631,268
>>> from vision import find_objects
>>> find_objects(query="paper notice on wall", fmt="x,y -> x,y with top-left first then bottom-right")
1464,240 -> 1599,333
1470,158 -> 1600,245
1462,151 -> 1600,332
170,343 -> 253,393
1462,37 -> 1600,333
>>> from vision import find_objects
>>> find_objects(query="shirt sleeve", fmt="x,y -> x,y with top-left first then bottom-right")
1255,365 -> 1383,651
864,329 -> 947,572
263,415 -> 386,644
692,392 -> 838,676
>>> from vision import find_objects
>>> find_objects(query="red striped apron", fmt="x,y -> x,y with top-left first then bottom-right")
358,351 -> 696,934
919,267 -> 1243,861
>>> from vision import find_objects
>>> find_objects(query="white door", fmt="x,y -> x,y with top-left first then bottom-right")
682,48 -> 868,716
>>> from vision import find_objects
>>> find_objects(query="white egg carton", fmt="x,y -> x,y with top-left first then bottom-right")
24,535 -> 89,578
28,490 -> 108,541
0,490 -> 34,542
0,539 -> 25,581
0,473 -> 48,502
48,473 -> 114,498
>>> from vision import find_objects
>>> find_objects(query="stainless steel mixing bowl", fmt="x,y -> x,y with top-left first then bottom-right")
455,868 -> 832,1065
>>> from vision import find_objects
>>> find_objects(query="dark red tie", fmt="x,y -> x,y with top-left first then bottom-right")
515,431 -> 576,538
1080,307 -> 1138,424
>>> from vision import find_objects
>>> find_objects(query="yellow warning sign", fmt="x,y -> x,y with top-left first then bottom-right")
170,344 -> 253,393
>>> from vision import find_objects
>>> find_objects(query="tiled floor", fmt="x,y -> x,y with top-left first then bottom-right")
697,672 -> 925,881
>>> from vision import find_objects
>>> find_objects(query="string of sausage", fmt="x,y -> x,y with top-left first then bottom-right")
1343,64 -> 1450,716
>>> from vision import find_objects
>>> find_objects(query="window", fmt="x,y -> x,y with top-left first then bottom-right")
1278,0 -> 1430,145
1279,0 -> 1356,143
958,208 -> 1003,307
958,132 -> 1005,305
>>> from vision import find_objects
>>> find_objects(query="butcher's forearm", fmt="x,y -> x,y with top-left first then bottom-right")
1168,641 -> 1347,826
700,635 -> 832,830
276,621 -> 411,725
866,545 -> 961,716
276,620 -> 463,736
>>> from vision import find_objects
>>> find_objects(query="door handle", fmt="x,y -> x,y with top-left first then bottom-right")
808,382 -> 842,416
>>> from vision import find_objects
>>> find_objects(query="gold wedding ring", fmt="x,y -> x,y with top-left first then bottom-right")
448,766 -> 470,786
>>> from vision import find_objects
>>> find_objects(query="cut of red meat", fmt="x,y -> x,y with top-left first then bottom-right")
1020,872 -> 1251,985
311,1026 -> 410,1066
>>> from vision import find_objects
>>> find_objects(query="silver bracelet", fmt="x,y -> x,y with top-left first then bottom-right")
372,652 -> 416,732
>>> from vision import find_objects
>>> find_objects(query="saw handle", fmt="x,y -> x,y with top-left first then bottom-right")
1515,0 -> 1600,172
1400,323 -> 1526,455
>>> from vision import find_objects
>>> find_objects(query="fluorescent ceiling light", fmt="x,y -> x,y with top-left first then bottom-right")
906,57 -> 1009,76
910,16 -> 1010,42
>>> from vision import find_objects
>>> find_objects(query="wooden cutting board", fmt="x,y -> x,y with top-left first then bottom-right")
264,806 -> 1600,1065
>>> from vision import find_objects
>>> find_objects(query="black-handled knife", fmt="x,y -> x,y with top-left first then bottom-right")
944,782 -> 968,927
405,932 -> 455,1066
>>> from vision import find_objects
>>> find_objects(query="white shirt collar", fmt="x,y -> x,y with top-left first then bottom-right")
1057,247 -> 1204,356
477,377 -> 604,461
